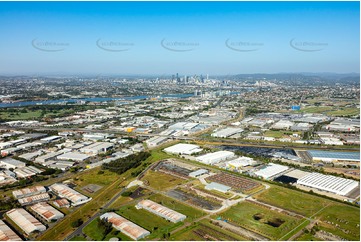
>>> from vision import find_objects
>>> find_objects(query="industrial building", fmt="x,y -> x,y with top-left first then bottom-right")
211,127 -> 244,138
136,200 -> 186,223
30,202 -> 64,222
145,136 -> 169,147
18,193 -> 50,206
307,150 -> 360,163
188,169 -> 209,178
52,198 -> 70,208
226,157 -> 257,169
297,173 -> 359,196
271,120 -> 295,130
0,220 -> 22,241
205,182 -> 231,193
13,186 -> 46,199
0,158 -> 26,169
100,212 -> 150,240
6,208 -> 46,235
14,166 -> 42,178
56,152 -> 90,162
164,143 -> 203,155
254,163 -> 289,180
80,142 -> 113,154
35,151 -> 65,164
40,136 -> 62,143
49,183 -> 91,206
196,151 -> 235,165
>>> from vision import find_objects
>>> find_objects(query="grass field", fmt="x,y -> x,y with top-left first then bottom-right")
326,107 -> 360,117
148,193 -> 206,222
296,106 -> 334,113
254,186 -> 360,240
69,236 -> 87,241
108,195 -> 133,209
264,130 -> 301,138
254,186 -> 331,217
317,204 -> 360,241
117,205 -> 182,239
141,170 -> 186,190
170,219 -> 247,241
218,201 -> 303,240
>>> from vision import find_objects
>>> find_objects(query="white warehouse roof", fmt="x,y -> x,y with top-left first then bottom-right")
227,157 -> 256,168
30,202 -> 64,222
0,220 -> 22,241
164,144 -> 202,155
49,183 -> 91,206
297,173 -> 359,196
13,186 -> 46,199
211,127 -> 244,138
136,199 -> 186,223
100,212 -> 150,240
56,152 -> 90,161
6,208 -> 46,235
255,163 -> 289,179
196,151 -> 235,165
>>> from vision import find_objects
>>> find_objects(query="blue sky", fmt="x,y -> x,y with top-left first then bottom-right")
0,1 -> 359,75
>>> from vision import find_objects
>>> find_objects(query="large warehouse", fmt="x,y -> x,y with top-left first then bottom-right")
297,172 -> 359,196
211,127 -> 244,138
12,185 -> 46,199
56,152 -> 90,162
136,199 -> 186,223
0,220 -> 22,241
307,150 -> 360,162
100,212 -> 150,240
164,143 -> 203,155
255,163 -> 289,180
80,142 -> 113,154
6,208 -> 46,235
226,156 -> 257,169
18,193 -> 50,206
196,151 -> 235,165
30,202 -> 64,222
49,183 -> 91,206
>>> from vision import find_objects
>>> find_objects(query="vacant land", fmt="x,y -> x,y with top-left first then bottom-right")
141,170 -> 185,190
254,186 -> 331,217
326,107 -> 360,117
170,219 -> 247,241
218,201 -> 303,240
317,204 -> 360,241
264,130 -> 301,138
69,236 -> 87,241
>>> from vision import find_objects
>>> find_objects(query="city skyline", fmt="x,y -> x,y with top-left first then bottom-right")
0,1 -> 359,75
